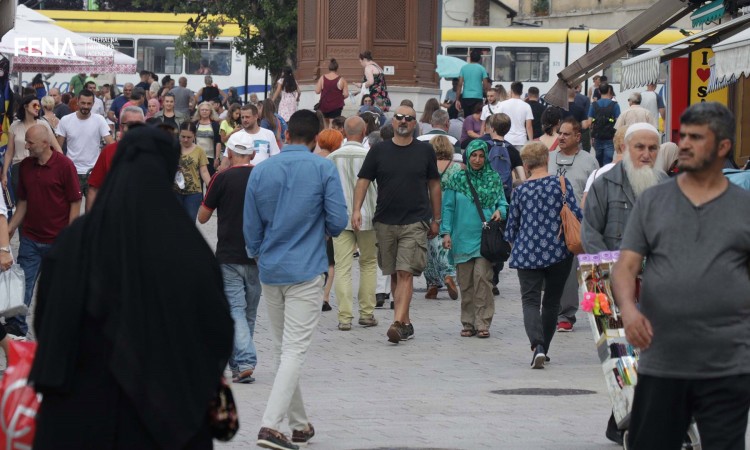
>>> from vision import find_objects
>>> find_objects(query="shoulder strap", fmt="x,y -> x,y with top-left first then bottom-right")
559,175 -> 568,204
465,169 -> 487,223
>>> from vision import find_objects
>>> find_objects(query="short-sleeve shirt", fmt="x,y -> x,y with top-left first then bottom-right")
459,63 -> 488,100
620,179 -> 750,379
548,149 -> 599,205
357,138 -> 440,225
88,142 -> 118,189
17,151 -> 81,243
169,86 -> 195,115
527,100 -> 547,139
202,165 -> 255,265
480,102 -> 501,121
109,95 -> 128,120
224,128 -> 281,165
497,98 -> 534,147
504,175 -> 581,269
56,113 -> 111,174
175,146 -> 208,195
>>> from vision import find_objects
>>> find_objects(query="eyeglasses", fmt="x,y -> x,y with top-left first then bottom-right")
393,114 -> 416,122
30,104 -> 40,109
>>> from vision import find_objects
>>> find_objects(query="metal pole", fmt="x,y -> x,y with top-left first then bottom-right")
264,66 -> 268,99
244,60 -> 249,104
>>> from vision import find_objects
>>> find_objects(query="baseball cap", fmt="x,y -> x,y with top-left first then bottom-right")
227,142 -> 254,155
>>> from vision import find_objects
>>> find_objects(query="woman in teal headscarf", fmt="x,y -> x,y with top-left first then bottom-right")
440,139 -> 508,338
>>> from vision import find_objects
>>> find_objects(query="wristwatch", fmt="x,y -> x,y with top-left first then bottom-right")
0,246 -> 10,253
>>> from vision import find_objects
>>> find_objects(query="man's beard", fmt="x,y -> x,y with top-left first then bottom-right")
78,108 -> 91,116
395,124 -> 411,137
623,151 -> 660,197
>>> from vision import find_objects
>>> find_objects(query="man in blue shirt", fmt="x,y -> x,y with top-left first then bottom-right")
456,49 -> 490,119
244,109 -> 348,450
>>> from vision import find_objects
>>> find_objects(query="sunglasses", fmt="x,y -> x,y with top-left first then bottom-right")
30,104 -> 40,109
393,114 -> 416,122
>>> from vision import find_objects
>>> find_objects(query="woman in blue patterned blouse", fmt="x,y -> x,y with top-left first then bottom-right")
504,142 -> 582,369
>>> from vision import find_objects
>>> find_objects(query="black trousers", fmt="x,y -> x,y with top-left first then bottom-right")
516,256 -> 573,354
628,373 -> 750,450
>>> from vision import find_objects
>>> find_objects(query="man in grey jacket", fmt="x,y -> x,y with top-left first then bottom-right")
582,123 -> 666,254
580,122 -> 665,445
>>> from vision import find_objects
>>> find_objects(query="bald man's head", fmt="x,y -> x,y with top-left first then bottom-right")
25,124 -> 51,158
344,116 -> 366,142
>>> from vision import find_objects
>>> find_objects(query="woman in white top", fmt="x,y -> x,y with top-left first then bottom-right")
1,95 -> 62,201
40,95 -> 59,130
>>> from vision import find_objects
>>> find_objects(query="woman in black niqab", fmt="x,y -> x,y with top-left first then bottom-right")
29,125 -> 234,449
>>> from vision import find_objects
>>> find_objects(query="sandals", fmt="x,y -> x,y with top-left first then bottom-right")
477,330 -> 490,338
460,329 -> 477,337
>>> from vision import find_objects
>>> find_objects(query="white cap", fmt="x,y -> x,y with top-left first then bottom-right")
625,122 -> 659,140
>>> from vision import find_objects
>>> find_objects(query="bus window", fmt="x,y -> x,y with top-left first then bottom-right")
137,39 -> 182,74
445,46 -> 492,78
494,47 -> 550,82
114,38 -> 134,58
186,42 -> 232,76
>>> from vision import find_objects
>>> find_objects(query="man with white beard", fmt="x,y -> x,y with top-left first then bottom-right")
581,122 -> 666,445
582,123 -> 666,255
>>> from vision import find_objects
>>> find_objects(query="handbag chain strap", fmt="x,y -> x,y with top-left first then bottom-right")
464,170 -> 489,228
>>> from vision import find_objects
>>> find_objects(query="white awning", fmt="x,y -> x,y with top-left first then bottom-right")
712,27 -> 750,81
621,14 -> 750,89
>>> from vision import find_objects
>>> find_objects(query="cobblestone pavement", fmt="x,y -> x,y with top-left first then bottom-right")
7,205 -> 748,449
196,220 -> 621,450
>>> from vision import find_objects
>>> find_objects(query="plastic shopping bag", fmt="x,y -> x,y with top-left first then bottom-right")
0,265 -> 26,318
0,341 -> 40,450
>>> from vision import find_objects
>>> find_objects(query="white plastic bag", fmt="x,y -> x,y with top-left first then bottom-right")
0,265 -> 27,317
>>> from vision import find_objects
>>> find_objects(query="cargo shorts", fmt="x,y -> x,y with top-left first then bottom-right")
373,221 -> 429,276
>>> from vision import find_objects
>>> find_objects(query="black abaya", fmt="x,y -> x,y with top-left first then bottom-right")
30,126 -> 233,449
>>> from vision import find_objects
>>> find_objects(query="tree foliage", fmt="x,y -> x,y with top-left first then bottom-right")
132,0 -> 298,78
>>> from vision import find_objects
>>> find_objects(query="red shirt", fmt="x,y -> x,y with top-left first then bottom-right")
17,151 -> 82,243
88,142 -> 118,188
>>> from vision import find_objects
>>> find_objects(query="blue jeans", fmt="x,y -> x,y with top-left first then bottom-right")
175,192 -> 203,222
7,236 -> 53,334
221,263 -> 262,372
594,139 -> 615,167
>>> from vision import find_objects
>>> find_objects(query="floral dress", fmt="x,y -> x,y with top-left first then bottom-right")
277,78 -> 298,122
423,162 -> 462,288
364,64 -> 391,111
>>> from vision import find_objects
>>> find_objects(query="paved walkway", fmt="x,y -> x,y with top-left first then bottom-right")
196,222 -> 620,450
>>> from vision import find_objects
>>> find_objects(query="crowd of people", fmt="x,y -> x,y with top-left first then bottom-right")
1,48 -> 749,450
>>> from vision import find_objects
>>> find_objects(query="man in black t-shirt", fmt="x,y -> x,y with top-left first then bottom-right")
526,87 -> 546,139
197,141 -> 260,384
353,105 -> 442,344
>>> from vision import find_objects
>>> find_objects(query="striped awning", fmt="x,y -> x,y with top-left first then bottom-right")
621,14 -> 750,89
691,0 -> 725,27
712,26 -> 750,82
707,57 -> 736,93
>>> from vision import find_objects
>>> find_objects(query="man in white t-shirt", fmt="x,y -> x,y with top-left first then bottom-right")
223,104 -> 280,169
497,81 -> 534,147
56,89 -> 113,201
640,83 -> 665,130
480,87 -> 501,134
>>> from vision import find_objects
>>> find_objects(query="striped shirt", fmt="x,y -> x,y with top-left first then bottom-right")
328,141 -> 378,231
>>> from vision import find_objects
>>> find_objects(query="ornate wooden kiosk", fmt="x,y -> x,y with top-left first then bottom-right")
296,0 -> 441,112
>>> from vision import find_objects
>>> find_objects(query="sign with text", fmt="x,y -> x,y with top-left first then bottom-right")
690,48 -> 728,105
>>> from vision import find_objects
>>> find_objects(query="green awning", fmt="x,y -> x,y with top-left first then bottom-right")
691,0 -> 725,27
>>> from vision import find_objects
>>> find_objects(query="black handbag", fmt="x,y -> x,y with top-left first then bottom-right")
464,170 -> 511,263
208,377 -> 239,441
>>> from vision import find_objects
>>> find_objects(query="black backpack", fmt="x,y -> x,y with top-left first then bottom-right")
591,101 -> 616,140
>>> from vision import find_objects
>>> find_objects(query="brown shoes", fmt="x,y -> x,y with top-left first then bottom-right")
444,276 -> 459,300
425,286 -> 438,299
